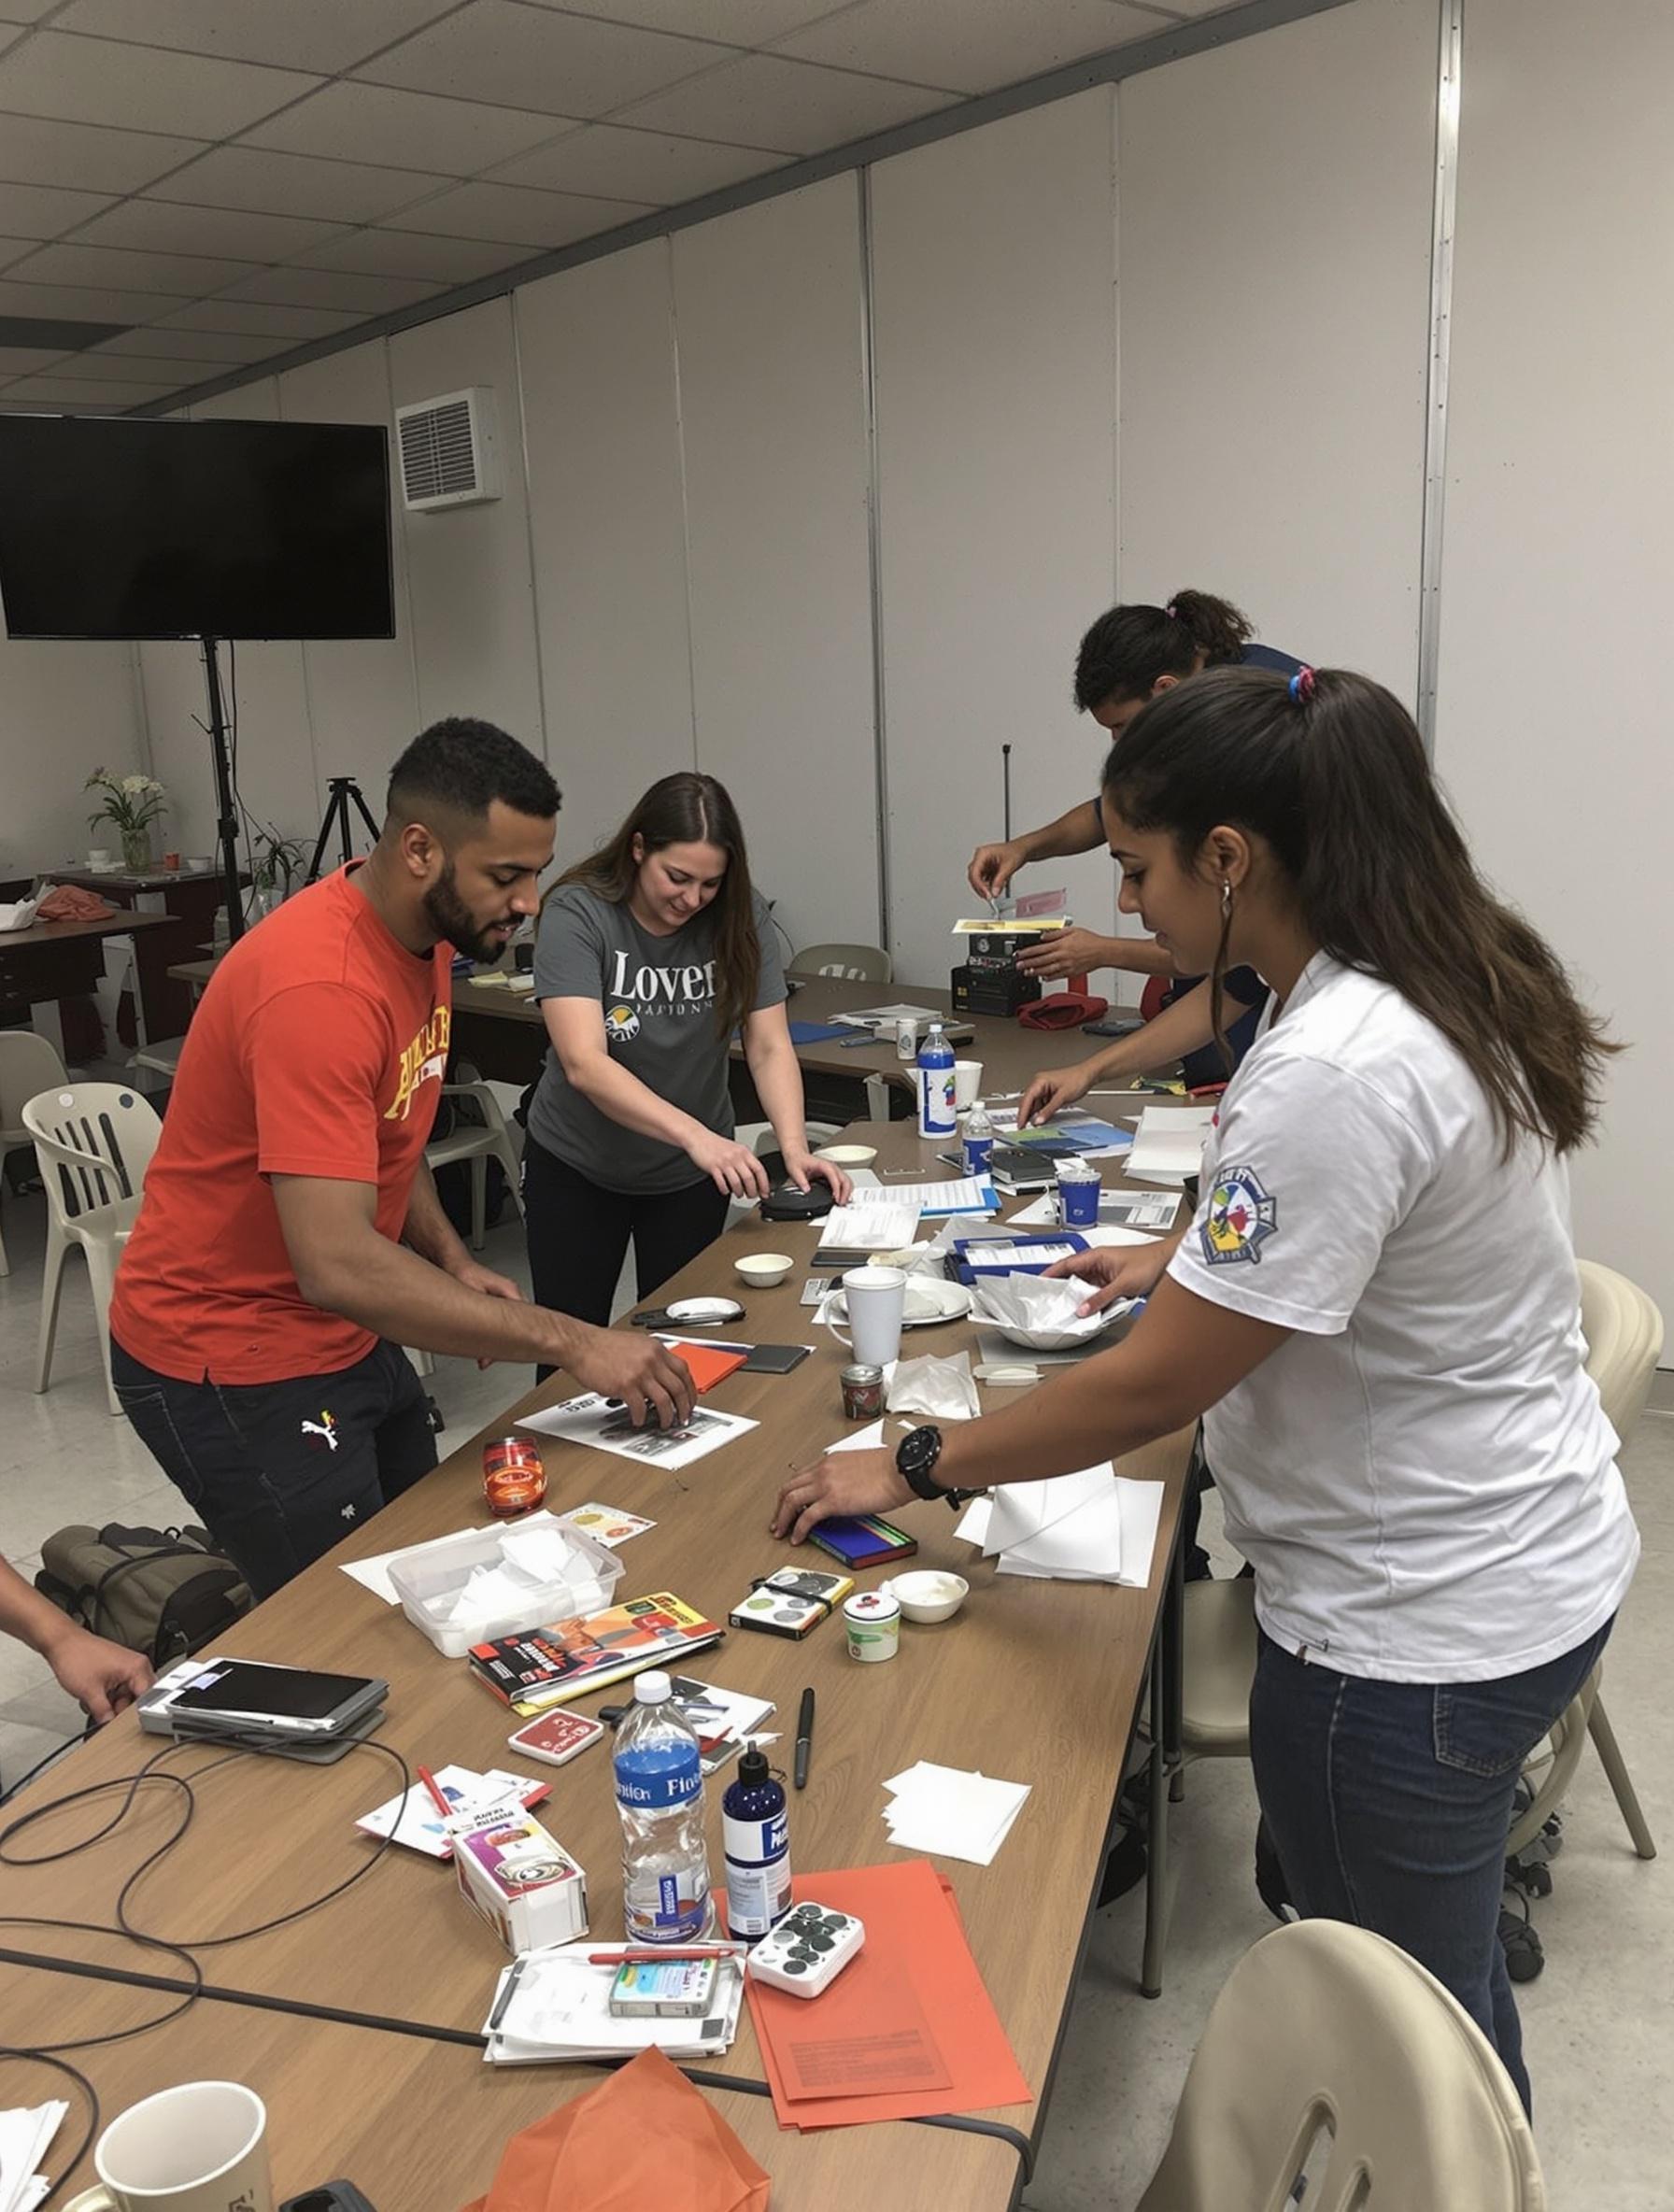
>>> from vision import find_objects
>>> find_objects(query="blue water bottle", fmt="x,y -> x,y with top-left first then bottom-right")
721,1747 -> 791,1941
916,1020 -> 957,1141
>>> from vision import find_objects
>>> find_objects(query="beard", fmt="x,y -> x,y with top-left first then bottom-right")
422,862 -> 505,961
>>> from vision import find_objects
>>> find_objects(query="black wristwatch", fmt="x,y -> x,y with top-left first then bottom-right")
894,1425 -> 975,1510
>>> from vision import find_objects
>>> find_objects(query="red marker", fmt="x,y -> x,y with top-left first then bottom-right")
417,1765 -> 453,1820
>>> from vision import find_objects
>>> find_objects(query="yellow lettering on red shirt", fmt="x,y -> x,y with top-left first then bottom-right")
385,1004 -> 451,1122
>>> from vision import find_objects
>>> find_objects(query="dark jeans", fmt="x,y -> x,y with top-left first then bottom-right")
110,1337 -> 437,1603
522,1134 -> 730,1368
1249,1615 -> 1613,2115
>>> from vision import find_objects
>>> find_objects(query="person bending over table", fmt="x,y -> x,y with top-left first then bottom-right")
524,773 -> 850,1358
779,665 -> 1637,2117
108,720 -> 693,1602
0,1554 -> 151,1727
969,589 -> 1302,1094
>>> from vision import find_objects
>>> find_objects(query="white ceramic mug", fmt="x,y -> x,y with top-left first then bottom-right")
952,1059 -> 984,1113
830,1265 -> 906,1367
64,2082 -> 271,2212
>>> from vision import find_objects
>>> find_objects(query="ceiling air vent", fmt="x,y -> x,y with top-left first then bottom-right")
395,385 -> 500,512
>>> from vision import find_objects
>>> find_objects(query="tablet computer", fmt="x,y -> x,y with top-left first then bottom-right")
163,1659 -> 387,1737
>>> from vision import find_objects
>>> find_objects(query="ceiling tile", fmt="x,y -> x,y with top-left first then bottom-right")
243,81 -> 569,171
489,121 -> 785,204
519,1 -> 855,38
355,1 -> 724,120
0,179 -> 118,240
0,2 -> 59,21
151,300 -> 368,338
0,25 -> 20,57
618,52 -> 958,155
4,374 -> 176,404
0,344 -> 68,372
75,200 -> 351,261
0,115 -> 209,194
385,178 -> 654,248
218,266 -> 442,314
777,0 -> 1171,95
52,0 -> 464,75
148,146 -> 453,223
0,32 -> 321,138
28,347 -> 200,381
7,241 -> 262,294
290,227 -> 519,283
0,276 -> 189,320
91,325 -> 278,362
0,236 -> 35,273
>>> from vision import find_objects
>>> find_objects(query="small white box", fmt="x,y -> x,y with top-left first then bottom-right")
452,1799 -> 589,1953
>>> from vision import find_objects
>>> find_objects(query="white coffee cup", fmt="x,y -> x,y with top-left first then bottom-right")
87,847 -> 112,868
953,1059 -> 984,1112
64,2082 -> 271,2212
830,1265 -> 907,1367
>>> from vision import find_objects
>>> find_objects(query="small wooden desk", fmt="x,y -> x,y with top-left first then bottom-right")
42,867 -> 245,1039
0,911 -> 177,1056
0,1115 -> 1194,2205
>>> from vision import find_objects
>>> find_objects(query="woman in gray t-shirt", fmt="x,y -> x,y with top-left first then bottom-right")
524,772 -> 850,1348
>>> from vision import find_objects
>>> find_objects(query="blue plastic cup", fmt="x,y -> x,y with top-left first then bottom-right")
1058,1165 -> 1100,1227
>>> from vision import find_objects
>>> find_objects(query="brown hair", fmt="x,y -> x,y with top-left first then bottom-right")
557,772 -> 759,1035
1073,589 -> 1254,711
1102,667 -> 1620,1156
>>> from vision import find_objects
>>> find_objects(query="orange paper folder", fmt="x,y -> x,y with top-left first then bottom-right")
739,1861 -> 1031,2131
662,1339 -> 750,1394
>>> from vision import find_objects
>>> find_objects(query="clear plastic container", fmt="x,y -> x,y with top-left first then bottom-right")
386,1512 -> 623,1658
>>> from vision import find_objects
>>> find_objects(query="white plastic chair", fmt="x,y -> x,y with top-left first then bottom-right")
0,1029 -> 70,1278
1137,1920 -> 1545,2211
22,1082 -> 163,1417
424,1081 -> 524,1252
787,941 -> 893,983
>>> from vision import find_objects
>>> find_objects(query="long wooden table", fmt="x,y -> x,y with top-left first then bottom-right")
0,1118 -> 1192,2206
0,910 -> 178,1056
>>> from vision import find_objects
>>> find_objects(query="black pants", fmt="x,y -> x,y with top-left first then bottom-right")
522,1134 -> 730,1365
110,1337 -> 437,1603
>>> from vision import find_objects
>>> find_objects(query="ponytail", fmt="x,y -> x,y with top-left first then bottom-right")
1102,667 -> 1619,1156
1073,589 -> 1254,714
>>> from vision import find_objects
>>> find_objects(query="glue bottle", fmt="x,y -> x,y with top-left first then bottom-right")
916,1021 -> 957,1141
614,1671 -> 715,1943
721,1748 -> 792,1942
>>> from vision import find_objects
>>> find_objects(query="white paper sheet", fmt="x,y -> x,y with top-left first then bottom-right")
518,1393 -> 757,1471
860,1175 -> 998,1217
340,1522 -> 494,1604
1126,1103 -> 1215,1183
0,2103 -> 65,2212
815,1197 -> 922,1254
956,1466 -> 1165,1588
881,1760 -> 1031,1865
1006,1189 -> 1177,1233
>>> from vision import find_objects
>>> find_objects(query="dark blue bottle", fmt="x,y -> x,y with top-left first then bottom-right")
721,1747 -> 791,1941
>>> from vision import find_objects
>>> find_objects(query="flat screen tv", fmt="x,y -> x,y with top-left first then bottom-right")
0,415 -> 395,641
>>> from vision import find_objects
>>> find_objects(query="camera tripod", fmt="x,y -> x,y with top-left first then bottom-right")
306,776 -> 381,882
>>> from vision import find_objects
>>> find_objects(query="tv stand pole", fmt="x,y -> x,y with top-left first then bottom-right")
200,635 -> 244,946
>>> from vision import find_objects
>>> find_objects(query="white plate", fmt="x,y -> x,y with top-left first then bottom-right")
826,1278 -> 972,1328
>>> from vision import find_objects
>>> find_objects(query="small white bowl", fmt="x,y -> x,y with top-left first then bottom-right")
735,1251 -> 794,1287
816,1143 -> 877,1170
884,1570 -> 970,1624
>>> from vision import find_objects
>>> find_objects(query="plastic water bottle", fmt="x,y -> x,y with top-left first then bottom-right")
613,1670 -> 715,1943
961,1097 -> 995,1179
916,1021 -> 957,1140
721,1747 -> 791,1941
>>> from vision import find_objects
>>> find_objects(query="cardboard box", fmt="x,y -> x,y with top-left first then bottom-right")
451,1798 -> 589,1953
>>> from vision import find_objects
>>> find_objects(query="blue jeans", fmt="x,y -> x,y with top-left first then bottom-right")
1249,1616 -> 1613,2115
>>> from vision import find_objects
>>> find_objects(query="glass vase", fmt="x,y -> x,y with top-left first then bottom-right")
120,825 -> 153,872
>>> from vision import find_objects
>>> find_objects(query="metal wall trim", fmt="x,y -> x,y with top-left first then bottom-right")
1417,0 -> 1464,751
857,166 -> 891,954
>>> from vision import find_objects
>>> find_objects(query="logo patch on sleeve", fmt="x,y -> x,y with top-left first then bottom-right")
1200,1165 -> 1278,1266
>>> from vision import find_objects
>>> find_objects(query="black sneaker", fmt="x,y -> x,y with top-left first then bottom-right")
1097,1828 -> 1148,1907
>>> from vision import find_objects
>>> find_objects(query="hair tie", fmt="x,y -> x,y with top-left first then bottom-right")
1288,665 -> 1316,703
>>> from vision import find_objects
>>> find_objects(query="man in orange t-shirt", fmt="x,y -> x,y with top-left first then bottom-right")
110,718 -> 692,1600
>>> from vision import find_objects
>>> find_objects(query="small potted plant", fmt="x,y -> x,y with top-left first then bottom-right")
85,768 -> 168,873
249,827 -> 309,919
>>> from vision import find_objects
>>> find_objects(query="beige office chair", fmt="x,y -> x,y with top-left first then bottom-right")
0,1029 -> 71,1278
424,1080 -> 525,1252
1136,1920 -> 1545,2212
788,942 -> 893,984
23,1081 -> 163,1417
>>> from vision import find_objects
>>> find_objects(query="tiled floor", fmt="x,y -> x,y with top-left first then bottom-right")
0,1163 -> 1667,2207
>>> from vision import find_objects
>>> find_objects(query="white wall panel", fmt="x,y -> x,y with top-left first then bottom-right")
389,298 -> 543,748
871,92 -> 1120,986
0,633 -> 147,876
281,341 -> 420,848
516,241 -> 693,873
672,178 -> 877,958
1436,0 -> 1674,1339
1116,0 -> 1436,692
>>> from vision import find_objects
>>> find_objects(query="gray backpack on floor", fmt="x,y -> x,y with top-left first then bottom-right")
35,1522 -> 252,1667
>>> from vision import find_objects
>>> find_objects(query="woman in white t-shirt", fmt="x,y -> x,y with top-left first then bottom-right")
773,664 -> 1638,2112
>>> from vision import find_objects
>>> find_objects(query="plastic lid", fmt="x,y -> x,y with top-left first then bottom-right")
736,1746 -> 770,1786
635,1670 -> 672,1703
